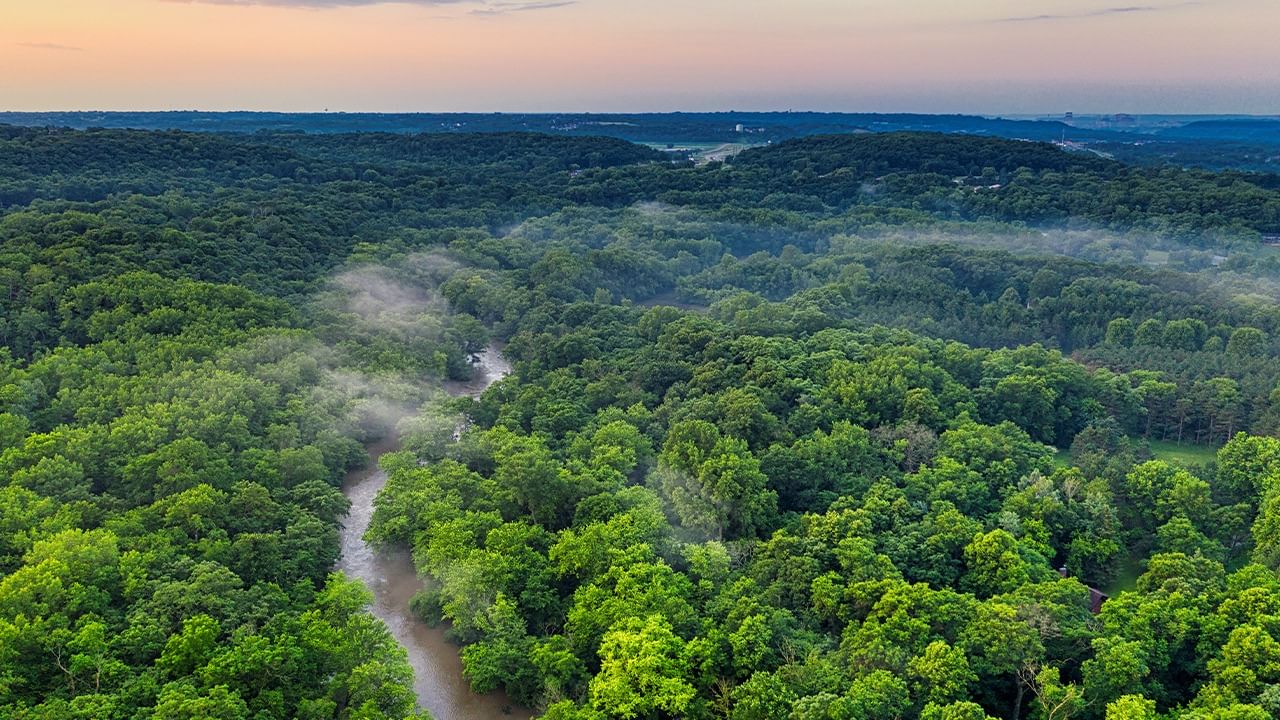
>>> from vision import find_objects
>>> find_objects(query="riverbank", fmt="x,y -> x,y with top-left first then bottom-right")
336,346 -> 528,720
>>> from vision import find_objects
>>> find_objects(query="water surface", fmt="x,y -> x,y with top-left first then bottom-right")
336,347 -> 527,720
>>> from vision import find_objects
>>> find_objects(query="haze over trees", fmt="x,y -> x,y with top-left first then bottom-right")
5,123 -> 1280,719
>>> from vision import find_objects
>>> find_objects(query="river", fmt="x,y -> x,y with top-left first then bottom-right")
336,345 -> 529,720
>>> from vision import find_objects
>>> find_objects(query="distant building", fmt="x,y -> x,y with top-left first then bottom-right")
1064,112 -> 1074,121
1088,587 -> 1109,615
1059,567 -> 1109,614
735,123 -> 744,133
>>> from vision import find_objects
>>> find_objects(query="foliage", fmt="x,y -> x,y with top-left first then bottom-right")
6,123 -> 1280,720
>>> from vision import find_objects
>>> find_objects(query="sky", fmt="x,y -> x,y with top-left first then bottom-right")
3,0 -> 1278,114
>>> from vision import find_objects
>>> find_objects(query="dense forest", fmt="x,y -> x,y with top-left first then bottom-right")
6,124 -> 1280,719
0,111 -> 1148,143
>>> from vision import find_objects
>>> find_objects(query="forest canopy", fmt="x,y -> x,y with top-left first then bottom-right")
4,124 -> 1280,719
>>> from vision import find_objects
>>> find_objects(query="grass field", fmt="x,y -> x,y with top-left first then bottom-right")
1144,249 -> 1171,265
1051,438 -> 1218,597
1147,439 -> 1218,467
642,141 -> 756,164
1103,558 -> 1146,596
1052,447 -> 1073,468
1052,438 -> 1218,470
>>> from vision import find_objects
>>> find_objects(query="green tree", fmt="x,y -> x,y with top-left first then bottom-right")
656,421 -> 777,540
1226,327 -> 1266,357
1105,318 -> 1135,347
908,640 -> 977,706
589,615 -> 696,719
961,529 -> 1032,597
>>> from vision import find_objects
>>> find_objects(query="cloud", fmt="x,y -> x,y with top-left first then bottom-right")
17,42 -> 84,51
469,1 -> 575,15
996,2 -> 1199,22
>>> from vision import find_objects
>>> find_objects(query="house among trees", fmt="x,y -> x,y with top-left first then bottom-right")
1060,567 -> 1109,614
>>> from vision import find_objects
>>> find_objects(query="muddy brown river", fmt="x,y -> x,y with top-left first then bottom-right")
336,346 -> 530,720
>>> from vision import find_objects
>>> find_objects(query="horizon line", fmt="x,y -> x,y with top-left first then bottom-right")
3,109 -> 1280,118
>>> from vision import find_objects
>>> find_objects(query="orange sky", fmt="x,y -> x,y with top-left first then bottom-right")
3,0 -> 1278,113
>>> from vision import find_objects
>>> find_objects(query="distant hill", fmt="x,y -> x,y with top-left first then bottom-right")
0,110 -> 1131,144
1157,119 -> 1280,143
7,111 -> 1277,175
732,132 -> 1116,177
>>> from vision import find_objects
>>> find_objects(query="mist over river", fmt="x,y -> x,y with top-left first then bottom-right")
336,346 -> 528,720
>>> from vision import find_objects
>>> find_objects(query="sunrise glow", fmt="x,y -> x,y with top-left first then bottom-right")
3,0 -> 1277,113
